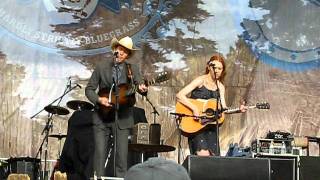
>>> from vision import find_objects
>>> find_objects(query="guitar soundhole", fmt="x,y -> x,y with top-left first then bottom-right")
204,108 -> 215,116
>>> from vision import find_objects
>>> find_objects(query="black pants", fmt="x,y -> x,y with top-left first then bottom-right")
92,112 -> 129,178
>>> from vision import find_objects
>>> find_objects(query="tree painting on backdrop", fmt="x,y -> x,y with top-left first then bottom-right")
0,0 -> 319,161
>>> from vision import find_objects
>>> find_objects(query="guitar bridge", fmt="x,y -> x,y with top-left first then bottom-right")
199,117 -> 212,125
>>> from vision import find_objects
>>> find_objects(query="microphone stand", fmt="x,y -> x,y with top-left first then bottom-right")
32,79 -> 78,179
170,113 -> 201,164
212,66 -> 222,156
145,96 -> 159,124
146,96 -> 161,151
112,57 -> 120,177
30,77 -> 72,119
176,116 -> 182,164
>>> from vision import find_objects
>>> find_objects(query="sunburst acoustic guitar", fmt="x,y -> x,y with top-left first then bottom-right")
98,71 -> 171,117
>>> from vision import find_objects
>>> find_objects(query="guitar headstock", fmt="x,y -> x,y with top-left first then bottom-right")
255,102 -> 270,109
147,71 -> 171,85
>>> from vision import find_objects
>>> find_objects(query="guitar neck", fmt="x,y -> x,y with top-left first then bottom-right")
224,105 -> 256,114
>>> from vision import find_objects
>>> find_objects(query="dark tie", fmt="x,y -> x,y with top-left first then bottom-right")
112,64 -> 122,84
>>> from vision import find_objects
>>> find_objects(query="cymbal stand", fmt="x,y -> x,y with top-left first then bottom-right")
33,79 -> 80,179
35,112 -> 54,180
30,78 -> 80,119
56,133 -> 64,158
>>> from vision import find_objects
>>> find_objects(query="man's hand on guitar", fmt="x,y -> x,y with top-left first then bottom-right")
138,84 -> 148,94
98,96 -> 112,107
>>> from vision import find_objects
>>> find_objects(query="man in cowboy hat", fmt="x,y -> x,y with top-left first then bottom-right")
85,36 -> 148,178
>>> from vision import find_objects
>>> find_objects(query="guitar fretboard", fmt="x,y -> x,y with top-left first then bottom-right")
224,105 -> 257,114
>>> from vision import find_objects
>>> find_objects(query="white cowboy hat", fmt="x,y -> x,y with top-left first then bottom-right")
110,36 -> 138,52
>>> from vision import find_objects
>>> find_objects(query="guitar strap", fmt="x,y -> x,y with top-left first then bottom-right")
125,62 -> 134,84
125,63 -> 138,95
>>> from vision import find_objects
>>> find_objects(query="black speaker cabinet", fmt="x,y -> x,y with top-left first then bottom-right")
149,123 -> 161,145
299,156 -> 320,180
183,155 -> 297,180
183,156 -> 270,180
270,158 -> 295,180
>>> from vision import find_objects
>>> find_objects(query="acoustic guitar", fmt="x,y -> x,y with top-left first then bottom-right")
98,71 -> 171,116
175,98 -> 270,134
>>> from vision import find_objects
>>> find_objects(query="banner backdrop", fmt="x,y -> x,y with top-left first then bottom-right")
0,0 -> 319,161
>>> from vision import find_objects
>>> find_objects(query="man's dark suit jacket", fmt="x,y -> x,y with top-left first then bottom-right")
85,59 -> 144,129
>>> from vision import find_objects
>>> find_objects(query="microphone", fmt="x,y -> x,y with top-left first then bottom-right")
113,51 -> 118,58
75,83 -> 82,89
209,63 -> 215,68
66,76 -> 72,88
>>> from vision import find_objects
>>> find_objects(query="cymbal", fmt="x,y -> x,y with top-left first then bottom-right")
129,144 -> 175,153
44,105 -> 70,115
48,134 -> 67,139
67,100 -> 94,111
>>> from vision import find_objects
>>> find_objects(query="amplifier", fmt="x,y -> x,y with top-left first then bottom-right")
251,138 -> 293,155
132,123 -> 149,144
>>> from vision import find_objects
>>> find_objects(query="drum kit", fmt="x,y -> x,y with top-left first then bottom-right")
35,99 -> 94,180
0,100 -> 94,180
44,100 -> 94,115
45,99 -> 94,154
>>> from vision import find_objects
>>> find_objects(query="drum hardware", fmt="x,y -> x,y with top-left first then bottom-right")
48,134 -> 67,158
30,77 -> 80,180
44,105 -> 70,115
48,133 -> 68,180
48,134 -> 67,139
66,100 -> 94,111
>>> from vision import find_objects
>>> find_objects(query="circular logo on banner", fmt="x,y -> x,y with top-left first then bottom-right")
0,0 -> 181,56
241,0 -> 320,71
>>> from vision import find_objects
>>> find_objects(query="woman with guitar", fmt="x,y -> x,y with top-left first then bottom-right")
85,36 -> 148,178
176,53 -> 247,156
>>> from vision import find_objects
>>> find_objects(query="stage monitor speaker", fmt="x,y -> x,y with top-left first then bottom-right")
269,158 -> 295,180
182,155 -> 270,180
299,156 -> 320,180
149,123 -> 161,145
